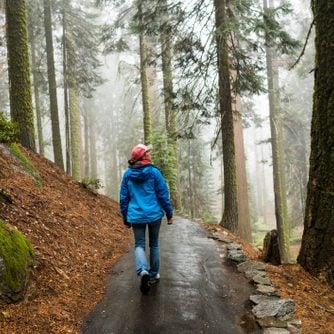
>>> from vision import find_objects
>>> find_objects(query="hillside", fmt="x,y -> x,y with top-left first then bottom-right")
0,144 -> 333,334
0,144 -> 132,333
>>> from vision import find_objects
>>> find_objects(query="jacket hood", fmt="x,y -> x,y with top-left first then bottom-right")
127,164 -> 153,183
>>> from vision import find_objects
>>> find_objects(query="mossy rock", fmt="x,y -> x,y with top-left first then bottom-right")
8,143 -> 43,188
0,220 -> 35,303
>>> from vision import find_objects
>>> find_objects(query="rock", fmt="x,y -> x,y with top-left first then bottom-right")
256,284 -> 280,296
257,316 -> 288,328
208,232 -> 232,244
208,232 -> 220,240
227,250 -> 247,263
252,274 -> 272,285
252,299 -> 295,319
237,260 -> 266,273
263,328 -> 290,334
0,221 -> 35,303
226,242 -> 242,250
218,236 -> 232,243
244,269 -> 267,279
287,319 -> 302,334
250,294 -> 280,305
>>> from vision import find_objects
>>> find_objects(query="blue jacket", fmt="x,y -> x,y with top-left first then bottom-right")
120,163 -> 173,224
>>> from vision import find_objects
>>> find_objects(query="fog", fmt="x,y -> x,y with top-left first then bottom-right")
1,0 -> 314,251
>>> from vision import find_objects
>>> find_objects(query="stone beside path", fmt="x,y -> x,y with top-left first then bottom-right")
209,230 -> 302,334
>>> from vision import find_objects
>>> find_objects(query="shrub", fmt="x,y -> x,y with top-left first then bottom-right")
81,177 -> 103,190
0,112 -> 18,144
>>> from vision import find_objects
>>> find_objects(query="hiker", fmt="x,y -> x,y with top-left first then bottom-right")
120,143 -> 173,294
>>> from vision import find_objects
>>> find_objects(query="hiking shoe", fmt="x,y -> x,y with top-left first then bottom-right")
140,271 -> 150,294
149,273 -> 160,285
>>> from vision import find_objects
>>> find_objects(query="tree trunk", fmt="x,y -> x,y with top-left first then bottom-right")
214,0 -> 238,232
43,0 -> 64,170
62,4 -> 71,174
138,1 -> 152,145
188,140 -> 194,218
233,96 -> 252,241
88,110 -> 97,179
83,105 -> 90,177
160,0 -> 181,211
297,0 -> 334,285
28,10 -> 44,156
110,107 -> 119,200
69,87 -> 81,181
263,0 -> 290,262
5,0 -> 35,151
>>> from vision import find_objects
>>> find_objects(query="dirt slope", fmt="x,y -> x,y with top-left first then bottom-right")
0,145 -> 132,333
0,144 -> 333,334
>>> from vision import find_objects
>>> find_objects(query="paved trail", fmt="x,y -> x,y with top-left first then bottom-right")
82,217 -> 258,334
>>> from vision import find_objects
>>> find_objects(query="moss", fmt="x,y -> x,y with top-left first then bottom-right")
0,220 -> 35,293
0,112 -> 19,143
9,143 -> 43,188
6,0 -> 35,150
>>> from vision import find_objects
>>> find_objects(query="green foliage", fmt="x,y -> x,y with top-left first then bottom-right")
252,231 -> 267,248
251,217 -> 269,247
61,1 -> 105,98
9,143 -> 43,188
0,112 -> 19,144
201,211 -> 218,224
81,177 -> 103,190
0,220 -> 35,292
151,130 -> 177,194
254,3 -> 301,55
251,216 -> 268,232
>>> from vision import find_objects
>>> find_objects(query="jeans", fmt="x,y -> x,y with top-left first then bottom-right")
132,220 -> 161,279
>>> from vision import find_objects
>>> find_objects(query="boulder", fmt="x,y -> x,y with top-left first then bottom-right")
0,220 -> 35,303
252,298 -> 295,319
237,260 -> 266,273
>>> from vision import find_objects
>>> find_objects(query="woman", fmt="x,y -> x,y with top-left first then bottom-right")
120,144 -> 173,294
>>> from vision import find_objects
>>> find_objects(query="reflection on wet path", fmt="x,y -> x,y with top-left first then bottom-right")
82,217 -> 258,334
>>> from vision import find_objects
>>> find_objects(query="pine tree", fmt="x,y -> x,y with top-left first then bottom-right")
5,0 -> 36,151
137,0 -> 152,145
297,0 -> 334,286
60,0 -> 103,178
43,0 -> 64,169
214,0 -> 238,232
27,0 -> 45,155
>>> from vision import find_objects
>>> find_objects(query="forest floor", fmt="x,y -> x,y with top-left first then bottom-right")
0,144 -> 333,333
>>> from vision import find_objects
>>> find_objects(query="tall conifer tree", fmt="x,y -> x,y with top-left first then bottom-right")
43,0 -> 64,170
5,0 -> 36,151
298,0 -> 334,285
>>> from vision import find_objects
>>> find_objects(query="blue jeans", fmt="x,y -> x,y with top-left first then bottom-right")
132,220 -> 161,279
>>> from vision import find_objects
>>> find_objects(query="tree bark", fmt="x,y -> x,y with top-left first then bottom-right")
88,110 -> 97,179
263,0 -> 290,262
69,87 -> 81,181
28,7 -> 44,156
43,0 -> 64,170
233,96 -> 252,241
62,3 -> 71,174
138,1 -> 152,145
160,0 -> 181,210
5,0 -> 36,151
214,0 -> 238,232
298,0 -> 334,285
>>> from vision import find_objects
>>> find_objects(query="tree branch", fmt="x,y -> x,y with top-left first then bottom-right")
289,19 -> 314,70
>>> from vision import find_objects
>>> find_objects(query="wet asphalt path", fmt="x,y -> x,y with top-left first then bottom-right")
82,216 -> 257,334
